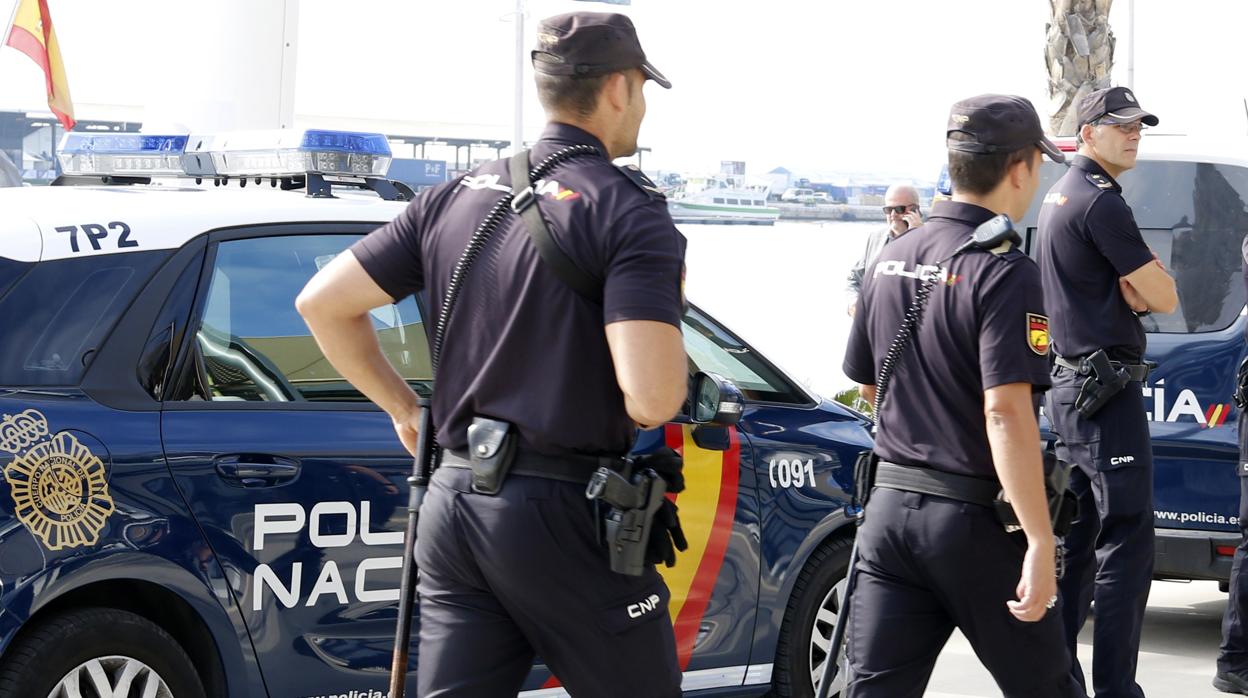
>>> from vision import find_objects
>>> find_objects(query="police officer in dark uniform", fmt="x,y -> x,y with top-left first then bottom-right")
1035,86 -> 1177,698
842,94 -> 1078,697
1215,241 -> 1248,695
297,12 -> 689,697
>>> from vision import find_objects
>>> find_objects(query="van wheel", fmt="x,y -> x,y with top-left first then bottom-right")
0,607 -> 206,698
772,536 -> 853,698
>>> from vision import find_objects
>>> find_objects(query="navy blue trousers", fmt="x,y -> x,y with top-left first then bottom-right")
845,488 -> 1078,698
1048,372 -> 1154,698
414,466 -> 681,698
1218,416 -> 1248,675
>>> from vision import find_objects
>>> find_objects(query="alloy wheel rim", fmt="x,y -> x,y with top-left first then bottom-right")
809,576 -> 848,696
47,655 -> 174,698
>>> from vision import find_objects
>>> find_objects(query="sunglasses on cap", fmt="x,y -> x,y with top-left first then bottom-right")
882,204 -> 918,215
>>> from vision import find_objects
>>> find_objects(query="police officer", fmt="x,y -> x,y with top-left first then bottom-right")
1215,241 -> 1248,695
297,12 -> 688,697
1035,86 -> 1177,698
842,94 -> 1077,697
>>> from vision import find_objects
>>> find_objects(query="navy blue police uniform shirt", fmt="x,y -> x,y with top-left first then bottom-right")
1034,154 -> 1155,361
843,201 -> 1051,479
351,123 -> 686,456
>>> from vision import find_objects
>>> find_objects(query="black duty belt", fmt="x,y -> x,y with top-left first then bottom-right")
440,449 -> 622,486
1054,353 -> 1151,382
874,461 -> 1000,507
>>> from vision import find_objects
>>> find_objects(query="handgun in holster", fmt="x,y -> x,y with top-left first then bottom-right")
585,460 -> 667,577
1073,349 -> 1131,418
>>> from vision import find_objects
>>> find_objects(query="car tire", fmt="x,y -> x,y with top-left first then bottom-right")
0,607 -> 207,698
772,535 -> 853,698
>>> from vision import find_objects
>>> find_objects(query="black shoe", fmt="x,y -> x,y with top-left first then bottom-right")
1215,671 -> 1248,695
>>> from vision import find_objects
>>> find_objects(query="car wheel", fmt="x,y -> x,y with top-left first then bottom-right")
772,535 -> 853,698
0,607 -> 207,698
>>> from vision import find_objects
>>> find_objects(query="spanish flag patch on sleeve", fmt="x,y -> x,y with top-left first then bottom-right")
1027,313 -> 1050,355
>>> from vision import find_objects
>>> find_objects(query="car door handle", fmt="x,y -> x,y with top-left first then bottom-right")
214,455 -> 300,487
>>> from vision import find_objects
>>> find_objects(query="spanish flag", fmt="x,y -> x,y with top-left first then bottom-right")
5,0 -> 74,129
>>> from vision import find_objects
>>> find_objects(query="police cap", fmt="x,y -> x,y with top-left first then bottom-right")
531,12 -> 671,89
1077,86 -> 1159,127
947,94 -> 1065,164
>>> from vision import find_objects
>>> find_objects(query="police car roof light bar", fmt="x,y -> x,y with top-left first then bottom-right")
57,133 -> 189,178
183,129 -> 393,179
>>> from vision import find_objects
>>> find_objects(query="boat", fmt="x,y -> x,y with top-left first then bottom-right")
666,174 -> 780,225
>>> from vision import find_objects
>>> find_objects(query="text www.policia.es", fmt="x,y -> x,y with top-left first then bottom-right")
1155,510 -> 1237,526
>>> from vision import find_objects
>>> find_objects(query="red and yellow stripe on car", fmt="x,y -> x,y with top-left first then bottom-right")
662,422 -> 740,669
1206,403 -> 1232,428
540,423 -> 741,688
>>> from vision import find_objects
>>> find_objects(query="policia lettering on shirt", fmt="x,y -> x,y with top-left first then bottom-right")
1035,87 -> 1177,698
297,12 -> 689,698
842,95 -> 1080,698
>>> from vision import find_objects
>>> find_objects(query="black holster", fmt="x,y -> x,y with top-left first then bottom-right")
1234,356 -> 1248,410
992,448 -> 1078,537
853,450 -> 879,513
1072,349 -> 1132,417
585,460 -> 667,577
467,416 -> 518,495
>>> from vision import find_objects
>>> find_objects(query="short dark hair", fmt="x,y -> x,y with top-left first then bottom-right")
535,73 -> 610,118
946,132 -> 1036,196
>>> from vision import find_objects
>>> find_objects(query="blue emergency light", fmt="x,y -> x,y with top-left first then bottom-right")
58,129 -> 393,180
57,133 -> 189,177
182,129 -> 392,178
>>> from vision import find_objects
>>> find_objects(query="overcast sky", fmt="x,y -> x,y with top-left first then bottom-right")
2,0 -> 1245,179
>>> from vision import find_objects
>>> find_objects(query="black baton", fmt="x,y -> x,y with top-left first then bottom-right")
389,398 -> 434,698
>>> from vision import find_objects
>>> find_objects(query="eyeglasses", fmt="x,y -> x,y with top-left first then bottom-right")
882,204 -> 917,215
1096,120 -> 1149,135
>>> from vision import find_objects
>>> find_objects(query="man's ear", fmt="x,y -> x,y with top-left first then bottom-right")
1079,122 -> 1096,147
603,72 -> 629,112
1009,158 -> 1029,191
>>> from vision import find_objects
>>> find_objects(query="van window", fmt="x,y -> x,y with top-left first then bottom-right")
187,234 -> 431,402
1120,161 -> 1248,333
0,252 -> 169,385
1022,160 -> 1248,334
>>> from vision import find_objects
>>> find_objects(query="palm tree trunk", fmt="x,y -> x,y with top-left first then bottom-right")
1045,0 -> 1116,136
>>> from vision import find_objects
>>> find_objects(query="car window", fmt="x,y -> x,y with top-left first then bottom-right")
0,256 -> 28,300
0,252 -> 169,386
186,234 -> 431,402
1022,159 -> 1248,334
682,305 -> 808,404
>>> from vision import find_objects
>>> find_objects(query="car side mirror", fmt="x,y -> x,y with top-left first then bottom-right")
690,371 -> 745,426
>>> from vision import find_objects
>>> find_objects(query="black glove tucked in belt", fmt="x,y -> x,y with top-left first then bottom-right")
634,446 -> 685,493
646,499 -> 688,567
632,446 -> 688,567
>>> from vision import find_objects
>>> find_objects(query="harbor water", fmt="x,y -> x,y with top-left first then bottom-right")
678,220 -> 879,401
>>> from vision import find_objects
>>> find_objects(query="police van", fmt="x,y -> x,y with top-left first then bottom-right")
0,131 -> 871,698
1017,134 -> 1248,586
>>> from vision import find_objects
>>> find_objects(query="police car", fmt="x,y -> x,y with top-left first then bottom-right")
0,130 -> 871,698
1016,134 -> 1248,587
